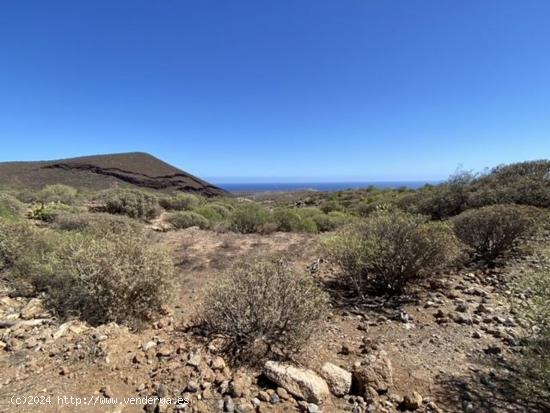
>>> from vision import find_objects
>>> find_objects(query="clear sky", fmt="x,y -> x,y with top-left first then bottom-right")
1,1 -> 549,182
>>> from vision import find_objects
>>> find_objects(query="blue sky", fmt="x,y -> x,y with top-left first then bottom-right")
1,1 -> 549,182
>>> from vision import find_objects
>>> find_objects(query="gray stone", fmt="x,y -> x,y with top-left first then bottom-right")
321,362 -> 352,396
264,361 -> 330,404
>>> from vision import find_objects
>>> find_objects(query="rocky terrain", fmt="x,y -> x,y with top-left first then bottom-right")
1,227 -> 547,413
0,153 -> 227,196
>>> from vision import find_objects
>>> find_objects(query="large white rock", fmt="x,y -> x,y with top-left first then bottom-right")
320,362 -> 352,396
264,361 -> 330,404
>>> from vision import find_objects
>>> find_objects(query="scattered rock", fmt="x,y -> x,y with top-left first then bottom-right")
264,361 -> 330,404
401,391 -> 423,410
320,362 -> 352,396
353,350 -> 393,395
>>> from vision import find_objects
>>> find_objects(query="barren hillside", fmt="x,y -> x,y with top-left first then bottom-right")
0,152 -> 227,196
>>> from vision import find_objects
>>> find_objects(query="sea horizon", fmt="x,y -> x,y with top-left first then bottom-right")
215,181 -> 438,193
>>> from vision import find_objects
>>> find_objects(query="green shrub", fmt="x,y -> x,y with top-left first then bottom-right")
468,160 -> 550,209
28,203 -> 80,223
0,221 -> 59,286
166,211 -> 210,229
0,193 -> 26,220
53,212 -> 143,235
399,172 -> 474,219
327,211 -> 352,227
46,232 -> 175,326
231,203 -> 271,233
159,193 -> 201,211
98,189 -> 161,219
208,203 -> 232,218
194,205 -> 225,223
323,210 -> 462,295
272,208 -> 320,233
36,184 -> 78,205
513,268 -> 550,402
451,204 -> 534,261
310,213 -> 337,232
200,256 -> 328,358
1,222 -> 175,327
320,199 -> 344,214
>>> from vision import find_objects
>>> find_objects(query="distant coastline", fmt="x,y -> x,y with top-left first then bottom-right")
216,181 -> 438,193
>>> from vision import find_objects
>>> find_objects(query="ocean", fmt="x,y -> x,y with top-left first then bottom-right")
216,181 -> 435,193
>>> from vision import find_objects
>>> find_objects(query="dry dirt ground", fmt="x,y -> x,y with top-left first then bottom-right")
0,228 -> 547,413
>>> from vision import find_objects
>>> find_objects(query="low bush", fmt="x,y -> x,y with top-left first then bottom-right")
230,203 -> 271,233
47,232 -> 175,326
310,213 -> 338,232
28,203 -> 80,222
451,204 -> 534,261
166,211 -> 210,229
98,189 -> 161,219
36,184 -> 78,205
194,205 -> 226,223
323,210 -> 462,295
208,203 -> 232,218
0,221 -> 59,288
159,193 -> 201,211
200,257 -> 328,359
53,212 -> 143,235
399,172 -> 474,219
513,268 -> 550,403
0,193 -> 26,220
273,208 -> 317,233
1,221 -> 175,327
320,199 -> 344,214
468,160 -> 550,209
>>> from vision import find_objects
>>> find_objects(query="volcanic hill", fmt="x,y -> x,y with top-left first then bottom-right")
0,152 -> 227,196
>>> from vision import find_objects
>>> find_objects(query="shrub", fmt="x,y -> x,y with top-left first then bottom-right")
159,193 -> 201,211
451,204 -> 534,261
28,203 -> 80,222
53,212 -> 143,235
468,160 -> 550,209
208,203 -> 232,218
320,199 -> 344,214
323,210 -> 462,294
1,222 -> 175,327
0,193 -> 26,220
0,221 -> 59,287
399,172 -> 474,219
166,211 -> 210,229
199,257 -> 328,358
36,184 -> 78,205
273,208 -> 317,233
0,221 -> 32,271
231,203 -> 271,233
194,205 -> 225,223
327,211 -> 352,227
45,232 -> 175,326
310,213 -> 338,232
513,268 -> 550,402
98,189 -> 161,219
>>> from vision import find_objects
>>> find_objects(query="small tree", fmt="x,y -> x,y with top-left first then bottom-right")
452,204 -> 534,261
200,257 -> 328,359
323,210 -> 462,295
